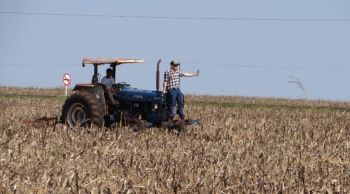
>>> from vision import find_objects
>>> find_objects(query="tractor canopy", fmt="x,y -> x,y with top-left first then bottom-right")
82,57 -> 145,81
82,58 -> 144,67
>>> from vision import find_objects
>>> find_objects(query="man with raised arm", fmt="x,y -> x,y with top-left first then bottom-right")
163,60 -> 199,121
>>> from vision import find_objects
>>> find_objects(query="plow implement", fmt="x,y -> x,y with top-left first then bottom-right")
25,115 -> 200,131
24,116 -> 59,128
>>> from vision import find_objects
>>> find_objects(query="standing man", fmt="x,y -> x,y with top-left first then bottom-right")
163,60 -> 199,120
101,68 -> 115,88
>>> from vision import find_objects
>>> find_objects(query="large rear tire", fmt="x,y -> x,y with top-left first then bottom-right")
61,92 -> 104,128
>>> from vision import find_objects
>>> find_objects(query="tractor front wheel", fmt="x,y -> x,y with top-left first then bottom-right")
61,92 -> 104,128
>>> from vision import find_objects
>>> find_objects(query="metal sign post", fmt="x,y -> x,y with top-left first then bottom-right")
63,73 -> 71,96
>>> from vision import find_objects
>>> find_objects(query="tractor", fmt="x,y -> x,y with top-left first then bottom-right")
60,58 -> 199,129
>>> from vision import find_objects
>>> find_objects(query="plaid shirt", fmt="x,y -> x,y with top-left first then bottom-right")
164,69 -> 183,90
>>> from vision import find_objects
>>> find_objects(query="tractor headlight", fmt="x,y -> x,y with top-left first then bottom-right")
154,103 -> 158,110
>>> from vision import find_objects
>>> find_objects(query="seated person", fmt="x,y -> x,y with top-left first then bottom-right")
101,68 -> 115,88
101,68 -> 118,106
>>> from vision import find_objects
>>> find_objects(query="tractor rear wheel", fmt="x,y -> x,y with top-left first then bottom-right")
61,92 -> 104,128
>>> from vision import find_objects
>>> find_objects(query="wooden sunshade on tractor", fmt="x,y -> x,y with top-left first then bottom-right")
82,58 -> 144,82
82,58 -> 144,66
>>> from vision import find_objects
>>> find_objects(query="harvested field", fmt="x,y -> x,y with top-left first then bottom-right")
0,87 -> 349,193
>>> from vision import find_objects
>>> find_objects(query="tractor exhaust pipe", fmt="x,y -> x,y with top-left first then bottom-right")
156,59 -> 161,91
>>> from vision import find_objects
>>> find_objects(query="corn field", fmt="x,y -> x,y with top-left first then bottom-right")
0,87 -> 349,193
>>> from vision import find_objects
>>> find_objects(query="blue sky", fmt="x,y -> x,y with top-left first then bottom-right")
1,0 -> 350,100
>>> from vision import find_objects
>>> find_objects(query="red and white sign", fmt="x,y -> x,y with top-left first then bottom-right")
63,73 -> 71,86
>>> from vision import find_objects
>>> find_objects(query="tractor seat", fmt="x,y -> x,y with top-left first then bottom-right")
99,83 -> 118,107
91,75 -> 98,84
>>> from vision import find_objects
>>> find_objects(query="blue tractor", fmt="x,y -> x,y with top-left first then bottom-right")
60,58 -> 199,129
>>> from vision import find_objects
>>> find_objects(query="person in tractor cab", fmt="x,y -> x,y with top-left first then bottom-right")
101,68 -> 115,88
163,60 -> 199,121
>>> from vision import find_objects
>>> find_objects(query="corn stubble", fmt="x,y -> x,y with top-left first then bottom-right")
0,88 -> 350,193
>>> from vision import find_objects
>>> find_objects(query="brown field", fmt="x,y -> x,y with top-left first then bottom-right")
0,87 -> 349,193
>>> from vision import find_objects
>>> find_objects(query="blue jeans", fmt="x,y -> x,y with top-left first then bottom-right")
168,88 -> 184,119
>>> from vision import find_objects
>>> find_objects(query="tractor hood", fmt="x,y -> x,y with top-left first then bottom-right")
115,86 -> 163,102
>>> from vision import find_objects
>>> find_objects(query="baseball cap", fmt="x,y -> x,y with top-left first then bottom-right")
170,60 -> 180,66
